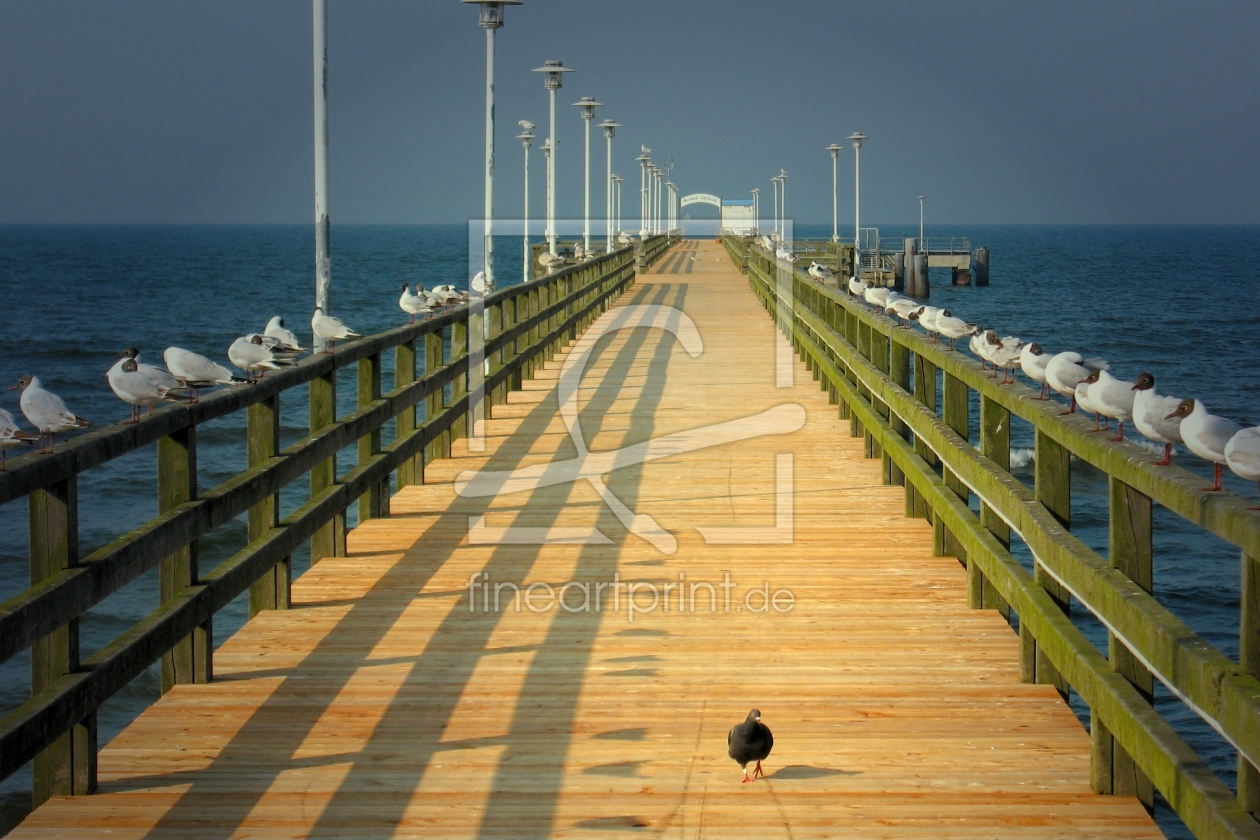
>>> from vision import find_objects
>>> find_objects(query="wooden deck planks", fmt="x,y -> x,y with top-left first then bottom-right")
9,241 -> 1162,838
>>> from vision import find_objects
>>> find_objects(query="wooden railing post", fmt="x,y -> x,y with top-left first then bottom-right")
1241,551 -> 1260,815
869,324 -> 889,478
1093,477 -> 1154,806
425,332 -> 445,468
30,477 -> 95,803
941,372 -> 970,560
248,395 -> 289,613
310,370 -> 345,561
1026,427 -> 1069,692
489,302 -> 504,407
159,426 -> 210,691
888,336 -> 910,487
358,352 -> 386,521
396,338 -> 418,488
910,354 -> 937,520
976,395 -> 1010,617
451,318 -> 468,440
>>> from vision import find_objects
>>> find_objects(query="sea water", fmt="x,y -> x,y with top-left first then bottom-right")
0,223 -> 1257,838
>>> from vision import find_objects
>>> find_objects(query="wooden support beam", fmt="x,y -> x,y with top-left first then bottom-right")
942,372 -> 970,562
248,395 -> 288,614
395,339 -> 418,488
1027,428 -> 1070,693
310,371 -> 345,562
1241,551 -> 1260,815
450,319 -> 468,441
30,477 -> 95,803
358,352 -> 386,521
425,332 -> 445,470
158,426 -> 209,691
977,395 -> 1010,617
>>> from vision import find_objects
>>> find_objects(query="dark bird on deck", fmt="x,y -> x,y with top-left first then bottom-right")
728,709 -> 773,783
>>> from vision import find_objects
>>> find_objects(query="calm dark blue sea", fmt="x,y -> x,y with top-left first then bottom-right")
0,223 -> 1258,838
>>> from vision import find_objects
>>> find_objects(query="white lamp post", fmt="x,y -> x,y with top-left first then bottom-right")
517,121 -> 535,282
770,176 -> 780,238
612,174 -> 623,235
848,132 -> 867,249
778,169 -> 788,242
751,187 -> 759,234
313,0 -> 331,319
652,167 -> 661,234
463,1 -> 522,290
636,150 -> 650,234
533,60 -> 573,255
572,96 -> 602,253
826,144 -> 842,242
598,119 -> 619,252
540,138 -> 552,259
919,195 -> 925,245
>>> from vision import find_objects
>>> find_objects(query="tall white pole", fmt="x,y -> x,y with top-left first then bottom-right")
639,160 -> 647,232
604,132 -> 613,250
831,152 -> 839,241
781,173 -> 787,242
919,195 -> 925,244
482,26 -> 496,285
522,140 -> 530,281
855,144 -> 860,246
582,114 -> 590,251
547,88 -> 556,255
313,0 -> 330,317
615,178 -> 621,232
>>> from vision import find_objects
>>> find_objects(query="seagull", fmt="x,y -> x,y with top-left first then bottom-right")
264,317 -> 304,353
1020,344 -> 1052,399
909,305 -> 942,343
108,352 -> 187,423
229,335 -> 297,381
1085,369 -> 1136,441
116,347 -> 185,396
848,275 -> 869,298
1225,427 -> 1260,509
1075,378 -> 1109,432
775,245 -> 796,262
1045,352 -> 1108,414
538,251 -> 565,272
0,408 -> 39,469
984,331 -> 1025,384
431,284 -> 469,305
164,347 -> 244,401
1166,398 -> 1242,492
399,283 -> 435,323
863,286 -> 890,309
471,272 -> 490,296
807,261 -> 834,283
10,375 -> 93,453
617,231 -> 636,246
935,310 -> 978,352
311,307 -> 361,354
1131,372 -> 1183,465
728,709 -> 774,784
757,234 -> 773,251
886,298 -> 921,327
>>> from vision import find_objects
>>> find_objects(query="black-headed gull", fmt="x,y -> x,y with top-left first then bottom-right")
264,317 -> 304,353
848,275 -> 869,298
909,305 -> 941,343
9,375 -> 93,453
0,408 -> 38,469
1075,379 -> 1108,432
935,311 -> 978,352
229,336 -> 297,381
117,347 -> 184,395
108,352 -> 187,423
1084,369 -> 1135,441
399,283 -> 434,323
1020,344 -> 1052,399
1131,372 -> 1183,465
164,347 -> 243,402
983,331 -> 1024,384
1045,352 -> 1108,414
311,307 -> 361,354
1166,398 -> 1242,492
431,284 -> 469,304
1225,427 -> 1260,509
807,261 -> 834,283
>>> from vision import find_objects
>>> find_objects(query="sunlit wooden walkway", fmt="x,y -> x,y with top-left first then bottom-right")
12,241 -> 1161,838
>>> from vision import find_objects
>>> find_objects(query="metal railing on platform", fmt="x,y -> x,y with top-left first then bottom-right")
734,236 -> 1260,840
0,235 -> 678,807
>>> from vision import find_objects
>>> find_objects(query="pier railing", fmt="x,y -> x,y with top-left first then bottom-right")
0,236 -> 677,806
736,237 -> 1260,840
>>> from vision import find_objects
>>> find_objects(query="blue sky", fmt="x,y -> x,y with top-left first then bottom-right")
0,0 -> 1256,225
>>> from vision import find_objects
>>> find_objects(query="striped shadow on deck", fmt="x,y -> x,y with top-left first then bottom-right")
10,241 -> 1161,838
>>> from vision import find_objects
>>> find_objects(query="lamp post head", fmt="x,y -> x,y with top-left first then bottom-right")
517,127 -> 535,147
541,138 -> 552,156
635,153 -> 650,165
462,0 -> 521,30
533,60 -> 573,90
919,195 -> 925,202
826,143 -> 842,158
751,187 -> 759,195
598,118 -> 620,138
779,169 -> 788,180
848,131 -> 868,149
572,96 -> 602,120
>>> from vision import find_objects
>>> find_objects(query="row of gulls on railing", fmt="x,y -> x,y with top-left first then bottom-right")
399,282 -> 470,323
842,277 -> 1260,506
2,309 -> 370,460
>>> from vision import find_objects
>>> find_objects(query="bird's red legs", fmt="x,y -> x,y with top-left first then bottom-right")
1153,443 -> 1172,466
1059,396 -> 1077,416
1109,421 -> 1126,443
1204,463 -> 1224,493
1087,414 -> 1109,433
752,761 -> 764,780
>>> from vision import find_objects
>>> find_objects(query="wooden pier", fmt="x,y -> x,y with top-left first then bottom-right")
8,241 -> 1161,837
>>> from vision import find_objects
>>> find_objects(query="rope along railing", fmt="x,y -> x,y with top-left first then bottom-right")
734,236 -> 1260,840
0,236 -> 677,805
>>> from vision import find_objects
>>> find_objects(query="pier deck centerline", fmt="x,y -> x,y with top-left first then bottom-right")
11,241 -> 1160,838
